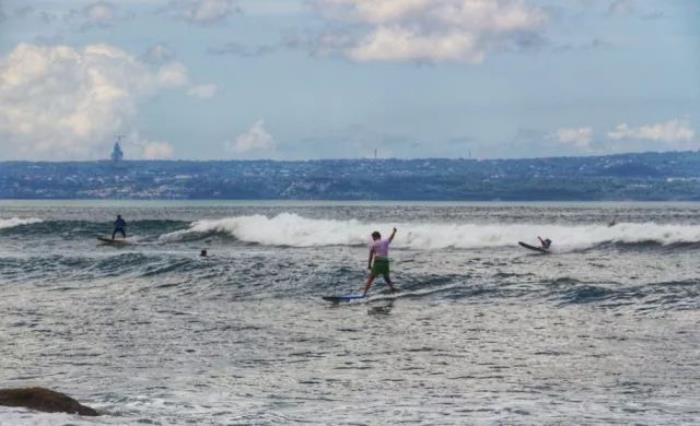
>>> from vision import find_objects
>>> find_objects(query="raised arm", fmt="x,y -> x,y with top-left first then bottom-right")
388,227 -> 397,243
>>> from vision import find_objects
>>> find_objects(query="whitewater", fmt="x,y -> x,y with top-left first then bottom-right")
164,212 -> 700,250
0,201 -> 699,425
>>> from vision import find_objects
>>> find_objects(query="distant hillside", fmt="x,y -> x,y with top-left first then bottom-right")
2,151 -> 700,201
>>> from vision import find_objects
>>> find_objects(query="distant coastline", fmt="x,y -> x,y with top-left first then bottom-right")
2,151 -> 700,201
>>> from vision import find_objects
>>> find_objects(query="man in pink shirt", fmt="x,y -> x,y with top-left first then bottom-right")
361,227 -> 398,296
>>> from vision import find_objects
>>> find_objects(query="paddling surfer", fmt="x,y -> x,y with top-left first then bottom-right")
361,227 -> 398,296
112,215 -> 127,240
538,236 -> 552,250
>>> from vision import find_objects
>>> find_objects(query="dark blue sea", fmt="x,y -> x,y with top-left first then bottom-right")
1,201 -> 699,425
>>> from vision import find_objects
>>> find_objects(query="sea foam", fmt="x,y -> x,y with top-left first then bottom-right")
163,213 -> 700,250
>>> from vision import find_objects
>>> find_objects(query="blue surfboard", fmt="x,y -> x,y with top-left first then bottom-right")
322,294 -> 367,303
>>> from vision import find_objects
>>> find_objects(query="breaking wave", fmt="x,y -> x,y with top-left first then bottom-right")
0,219 -> 186,239
162,213 -> 700,250
0,217 -> 42,230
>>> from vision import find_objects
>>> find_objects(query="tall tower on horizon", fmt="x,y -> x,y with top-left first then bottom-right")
111,137 -> 124,163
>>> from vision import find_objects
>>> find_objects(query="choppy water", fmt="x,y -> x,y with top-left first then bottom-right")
1,201 -> 699,425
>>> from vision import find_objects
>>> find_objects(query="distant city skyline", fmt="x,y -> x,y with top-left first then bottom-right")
0,0 -> 698,161
4,152 -> 700,201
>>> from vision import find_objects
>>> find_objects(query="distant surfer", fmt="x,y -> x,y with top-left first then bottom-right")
361,227 -> 398,296
200,249 -> 208,257
112,215 -> 127,240
608,217 -> 617,227
538,236 -> 552,250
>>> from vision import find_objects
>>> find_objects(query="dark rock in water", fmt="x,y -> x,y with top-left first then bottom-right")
0,387 -> 99,416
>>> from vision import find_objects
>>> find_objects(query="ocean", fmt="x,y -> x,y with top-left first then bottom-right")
0,201 -> 698,425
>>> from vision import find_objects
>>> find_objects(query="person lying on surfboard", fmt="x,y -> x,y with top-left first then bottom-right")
360,227 -> 399,296
538,236 -> 552,250
112,215 -> 127,240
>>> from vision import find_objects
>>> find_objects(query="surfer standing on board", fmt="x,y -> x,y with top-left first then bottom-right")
538,236 -> 552,250
112,215 -> 127,240
361,227 -> 398,296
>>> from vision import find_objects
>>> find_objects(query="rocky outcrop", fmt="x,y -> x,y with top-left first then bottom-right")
0,387 -> 99,416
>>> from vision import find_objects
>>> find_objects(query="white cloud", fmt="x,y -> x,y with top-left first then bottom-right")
165,0 -> 238,25
66,1 -> 134,30
607,119 -> 695,143
142,141 -> 174,159
0,43 -> 191,160
83,1 -> 117,26
556,127 -> 593,148
157,62 -> 190,87
227,120 -> 276,156
187,84 -> 218,99
117,132 -> 175,160
311,0 -> 548,63
349,27 -> 483,63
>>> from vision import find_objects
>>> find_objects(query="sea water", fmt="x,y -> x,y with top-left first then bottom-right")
0,201 -> 699,425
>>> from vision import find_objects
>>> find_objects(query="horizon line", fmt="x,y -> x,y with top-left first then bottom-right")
1,149 -> 698,164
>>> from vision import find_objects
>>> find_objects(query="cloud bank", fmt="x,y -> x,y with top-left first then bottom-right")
547,119 -> 697,156
309,0 -> 548,63
227,120 -> 276,157
607,119 -> 695,143
556,127 -> 593,149
0,43 -> 189,160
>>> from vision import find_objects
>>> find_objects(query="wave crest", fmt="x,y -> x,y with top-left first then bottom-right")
163,213 -> 700,250
0,217 -> 43,230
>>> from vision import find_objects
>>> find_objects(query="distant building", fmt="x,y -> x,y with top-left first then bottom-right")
111,140 -> 124,163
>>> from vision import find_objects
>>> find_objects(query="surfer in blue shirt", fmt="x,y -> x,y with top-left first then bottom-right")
361,227 -> 398,296
112,215 -> 127,240
538,236 -> 552,250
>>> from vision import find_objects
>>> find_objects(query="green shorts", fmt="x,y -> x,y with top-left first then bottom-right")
371,257 -> 390,276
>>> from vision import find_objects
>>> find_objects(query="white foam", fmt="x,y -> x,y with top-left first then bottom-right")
0,217 -> 42,230
163,213 -> 700,250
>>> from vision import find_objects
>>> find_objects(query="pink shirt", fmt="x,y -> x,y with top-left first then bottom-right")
370,239 -> 391,257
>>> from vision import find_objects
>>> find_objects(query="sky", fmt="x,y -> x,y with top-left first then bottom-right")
0,0 -> 698,161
